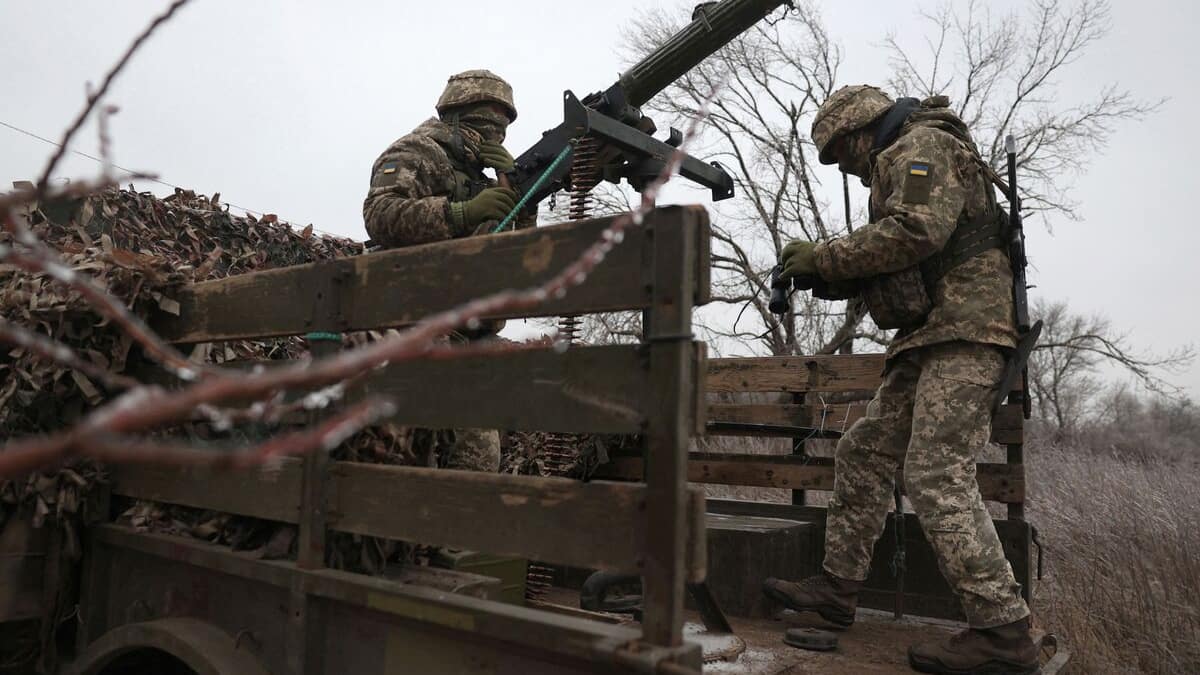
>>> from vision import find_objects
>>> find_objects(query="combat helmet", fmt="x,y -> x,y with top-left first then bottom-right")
811,85 -> 893,165
436,69 -> 517,122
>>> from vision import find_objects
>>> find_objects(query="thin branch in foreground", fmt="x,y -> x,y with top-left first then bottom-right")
35,0 -> 193,198
0,79 -> 728,478
0,318 -> 139,390
1,227 -> 209,381
83,398 -> 397,469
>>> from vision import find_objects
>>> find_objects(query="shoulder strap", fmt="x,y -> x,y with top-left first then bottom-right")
921,141 -> 1008,284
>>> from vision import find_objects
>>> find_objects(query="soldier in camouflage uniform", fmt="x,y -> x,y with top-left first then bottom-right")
761,86 -> 1039,674
363,70 -> 532,473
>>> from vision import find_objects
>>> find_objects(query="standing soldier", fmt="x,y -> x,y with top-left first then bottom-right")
762,85 -> 1038,674
363,69 -> 530,473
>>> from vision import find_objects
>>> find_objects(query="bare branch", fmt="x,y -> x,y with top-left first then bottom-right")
35,0 -> 193,198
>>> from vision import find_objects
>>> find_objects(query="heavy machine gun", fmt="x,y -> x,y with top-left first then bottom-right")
502,0 -> 791,217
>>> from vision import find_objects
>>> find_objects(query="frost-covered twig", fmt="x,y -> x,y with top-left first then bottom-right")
0,77 -> 725,478
0,317 -> 139,390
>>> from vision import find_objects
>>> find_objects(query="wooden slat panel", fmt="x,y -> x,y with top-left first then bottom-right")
707,354 -> 885,393
707,402 -> 1024,445
154,207 -> 709,343
707,403 -> 809,427
595,454 -> 1025,504
329,462 -> 706,578
356,344 -> 674,434
992,403 -> 1025,445
708,354 -> 1024,396
109,461 -> 303,523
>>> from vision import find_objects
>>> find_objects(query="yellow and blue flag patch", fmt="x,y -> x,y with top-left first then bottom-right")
909,162 -> 930,177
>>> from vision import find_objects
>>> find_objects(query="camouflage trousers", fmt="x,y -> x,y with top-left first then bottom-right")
822,341 -> 1029,628
439,428 -> 501,472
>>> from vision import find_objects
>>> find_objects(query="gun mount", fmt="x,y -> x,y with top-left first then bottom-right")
505,0 -> 790,208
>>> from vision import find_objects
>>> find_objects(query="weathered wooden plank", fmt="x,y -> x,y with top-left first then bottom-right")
328,462 -> 706,580
707,354 -> 886,393
707,403 -> 809,427
706,401 -> 1024,445
355,344 -> 663,434
109,461 -> 303,524
153,208 -> 710,344
596,454 -> 1025,504
993,403 -> 1025,445
708,354 -> 1024,396
640,214 -> 699,648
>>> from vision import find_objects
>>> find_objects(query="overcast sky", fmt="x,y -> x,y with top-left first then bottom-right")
2,0 -> 1197,396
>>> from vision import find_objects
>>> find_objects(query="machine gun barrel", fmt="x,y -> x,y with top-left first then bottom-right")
618,0 -> 790,108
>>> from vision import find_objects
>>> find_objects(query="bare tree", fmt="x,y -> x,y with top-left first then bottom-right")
613,0 -> 1159,356
885,0 -> 1162,220
1027,299 -> 1193,435
623,2 -> 867,356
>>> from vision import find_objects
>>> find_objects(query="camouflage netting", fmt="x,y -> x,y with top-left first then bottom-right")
0,186 -> 429,566
1,186 -> 612,575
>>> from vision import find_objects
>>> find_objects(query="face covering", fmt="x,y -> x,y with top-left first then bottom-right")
455,107 -> 509,145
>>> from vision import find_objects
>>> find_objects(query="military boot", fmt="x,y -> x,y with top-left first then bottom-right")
761,572 -> 861,628
908,617 -> 1040,675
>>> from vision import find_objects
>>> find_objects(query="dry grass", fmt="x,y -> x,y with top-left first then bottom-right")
1028,441 -> 1200,673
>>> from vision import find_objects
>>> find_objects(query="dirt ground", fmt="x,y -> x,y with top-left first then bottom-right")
692,608 -> 957,675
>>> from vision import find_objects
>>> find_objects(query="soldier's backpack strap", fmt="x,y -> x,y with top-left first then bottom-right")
920,142 -> 1009,286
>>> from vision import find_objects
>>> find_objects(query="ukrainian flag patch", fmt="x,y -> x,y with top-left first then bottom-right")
909,162 -> 930,176
381,162 -> 397,175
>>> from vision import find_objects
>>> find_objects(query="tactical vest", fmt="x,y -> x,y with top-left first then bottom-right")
860,102 -> 1007,331
437,125 -> 492,204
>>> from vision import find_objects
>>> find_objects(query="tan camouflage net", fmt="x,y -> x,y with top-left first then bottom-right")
0,186 -> 379,566
1,186 -> 624,579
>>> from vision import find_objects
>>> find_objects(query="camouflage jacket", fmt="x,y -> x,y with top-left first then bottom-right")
813,99 -> 1017,359
363,118 -> 524,248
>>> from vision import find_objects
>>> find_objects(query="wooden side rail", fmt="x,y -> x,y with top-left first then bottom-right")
108,460 -> 707,579
708,354 -> 885,394
701,352 -> 1027,508
152,207 -> 710,344
708,401 -> 1025,445
107,206 -> 715,655
708,353 -> 1023,395
354,343 -> 705,435
594,454 -> 1025,504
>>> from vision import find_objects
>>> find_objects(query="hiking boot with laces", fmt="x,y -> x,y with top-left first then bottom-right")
908,617 -> 1040,675
761,572 -> 862,628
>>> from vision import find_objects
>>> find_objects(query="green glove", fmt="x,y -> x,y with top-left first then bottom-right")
477,141 -> 515,172
780,240 -> 819,280
449,187 -> 518,230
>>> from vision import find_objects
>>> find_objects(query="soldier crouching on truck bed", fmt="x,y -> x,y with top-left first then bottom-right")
761,85 -> 1039,675
362,69 -> 534,473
